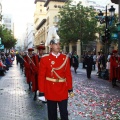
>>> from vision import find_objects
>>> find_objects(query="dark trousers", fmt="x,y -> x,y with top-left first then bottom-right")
83,62 -> 86,68
47,99 -> 68,120
20,63 -> 24,72
112,78 -> 117,86
93,62 -> 96,70
86,67 -> 92,78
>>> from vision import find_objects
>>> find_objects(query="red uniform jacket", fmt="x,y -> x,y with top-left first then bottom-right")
24,55 -> 32,84
117,57 -> 120,81
110,56 -> 118,81
30,54 -> 40,92
38,53 -> 72,101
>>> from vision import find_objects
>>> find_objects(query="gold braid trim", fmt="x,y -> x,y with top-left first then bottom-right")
51,55 -> 68,79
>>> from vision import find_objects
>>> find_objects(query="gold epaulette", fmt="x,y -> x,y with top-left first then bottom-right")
42,54 -> 49,58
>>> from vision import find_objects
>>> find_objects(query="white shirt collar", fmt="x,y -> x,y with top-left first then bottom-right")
51,52 -> 60,58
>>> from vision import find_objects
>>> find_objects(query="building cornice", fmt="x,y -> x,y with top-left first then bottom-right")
111,0 -> 118,4
36,19 -> 46,30
44,0 -> 66,7
34,0 -> 46,4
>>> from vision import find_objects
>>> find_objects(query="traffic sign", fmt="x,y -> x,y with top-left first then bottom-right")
0,44 -> 4,49
111,33 -> 118,39
0,37 -> 1,44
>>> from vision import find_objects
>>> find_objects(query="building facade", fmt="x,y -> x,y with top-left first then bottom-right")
34,0 -> 116,59
34,0 -> 66,53
2,14 -> 14,32
24,23 -> 34,51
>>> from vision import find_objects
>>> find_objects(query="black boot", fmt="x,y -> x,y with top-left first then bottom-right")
29,83 -> 31,91
33,91 -> 37,101
112,78 -> 117,88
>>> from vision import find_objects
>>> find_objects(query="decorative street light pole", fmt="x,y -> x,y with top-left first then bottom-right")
97,5 -> 115,61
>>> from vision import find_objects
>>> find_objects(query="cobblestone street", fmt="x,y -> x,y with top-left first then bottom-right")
0,60 -> 120,120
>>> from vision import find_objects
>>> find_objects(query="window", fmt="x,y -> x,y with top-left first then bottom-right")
54,16 -> 59,23
54,16 -> 57,22
47,17 -> 49,25
58,5 -> 61,8
54,5 -> 57,8
40,9 -> 42,12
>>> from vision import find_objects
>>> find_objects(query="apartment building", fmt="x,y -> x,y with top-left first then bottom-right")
34,0 -> 66,52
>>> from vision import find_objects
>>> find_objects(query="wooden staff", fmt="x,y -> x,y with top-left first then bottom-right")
19,54 -> 27,63
27,54 -> 35,66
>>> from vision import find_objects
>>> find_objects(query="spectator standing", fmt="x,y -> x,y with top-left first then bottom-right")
82,52 -> 87,69
93,53 -> 96,70
84,51 -> 93,79
99,52 -> 106,71
72,51 -> 79,73
109,50 -> 118,87
96,52 -> 100,75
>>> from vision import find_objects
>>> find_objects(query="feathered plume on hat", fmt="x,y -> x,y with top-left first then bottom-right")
45,26 -> 60,46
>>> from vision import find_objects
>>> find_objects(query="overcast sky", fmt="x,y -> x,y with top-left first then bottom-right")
2,0 -> 35,39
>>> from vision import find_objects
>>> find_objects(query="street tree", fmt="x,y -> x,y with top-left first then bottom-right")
58,1 -> 99,46
0,25 -> 17,50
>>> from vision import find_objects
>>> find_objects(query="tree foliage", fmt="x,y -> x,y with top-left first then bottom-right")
0,25 -> 17,49
58,1 -> 99,45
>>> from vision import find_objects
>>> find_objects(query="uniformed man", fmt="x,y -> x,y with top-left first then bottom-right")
24,48 -> 34,90
31,45 -> 45,100
38,26 -> 73,120
117,53 -> 120,82
110,50 -> 118,87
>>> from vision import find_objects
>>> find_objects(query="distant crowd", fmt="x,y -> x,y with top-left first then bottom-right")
0,52 -> 15,76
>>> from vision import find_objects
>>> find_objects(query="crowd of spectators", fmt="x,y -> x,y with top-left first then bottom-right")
0,52 -> 15,76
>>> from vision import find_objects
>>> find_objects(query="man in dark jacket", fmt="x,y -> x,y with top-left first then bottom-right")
84,51 -> 93,79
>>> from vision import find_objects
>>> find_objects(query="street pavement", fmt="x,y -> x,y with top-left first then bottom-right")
0,60 -> 120,120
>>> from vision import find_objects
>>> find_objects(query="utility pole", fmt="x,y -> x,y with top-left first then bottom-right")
105,5 -> 108,61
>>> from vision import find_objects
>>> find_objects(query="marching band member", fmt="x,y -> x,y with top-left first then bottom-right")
117,53 -> 120,82
30,45 -> 45,100
24,48 -> 34,90
38,26 -> 73,120
109,50 -> 118,87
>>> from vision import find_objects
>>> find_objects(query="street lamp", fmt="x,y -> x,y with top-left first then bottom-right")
109,5 -> 115,17
111,0 -> 120,54
97,5 -> 115,61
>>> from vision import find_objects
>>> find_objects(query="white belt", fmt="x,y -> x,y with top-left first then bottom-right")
46,77 -> 66,82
